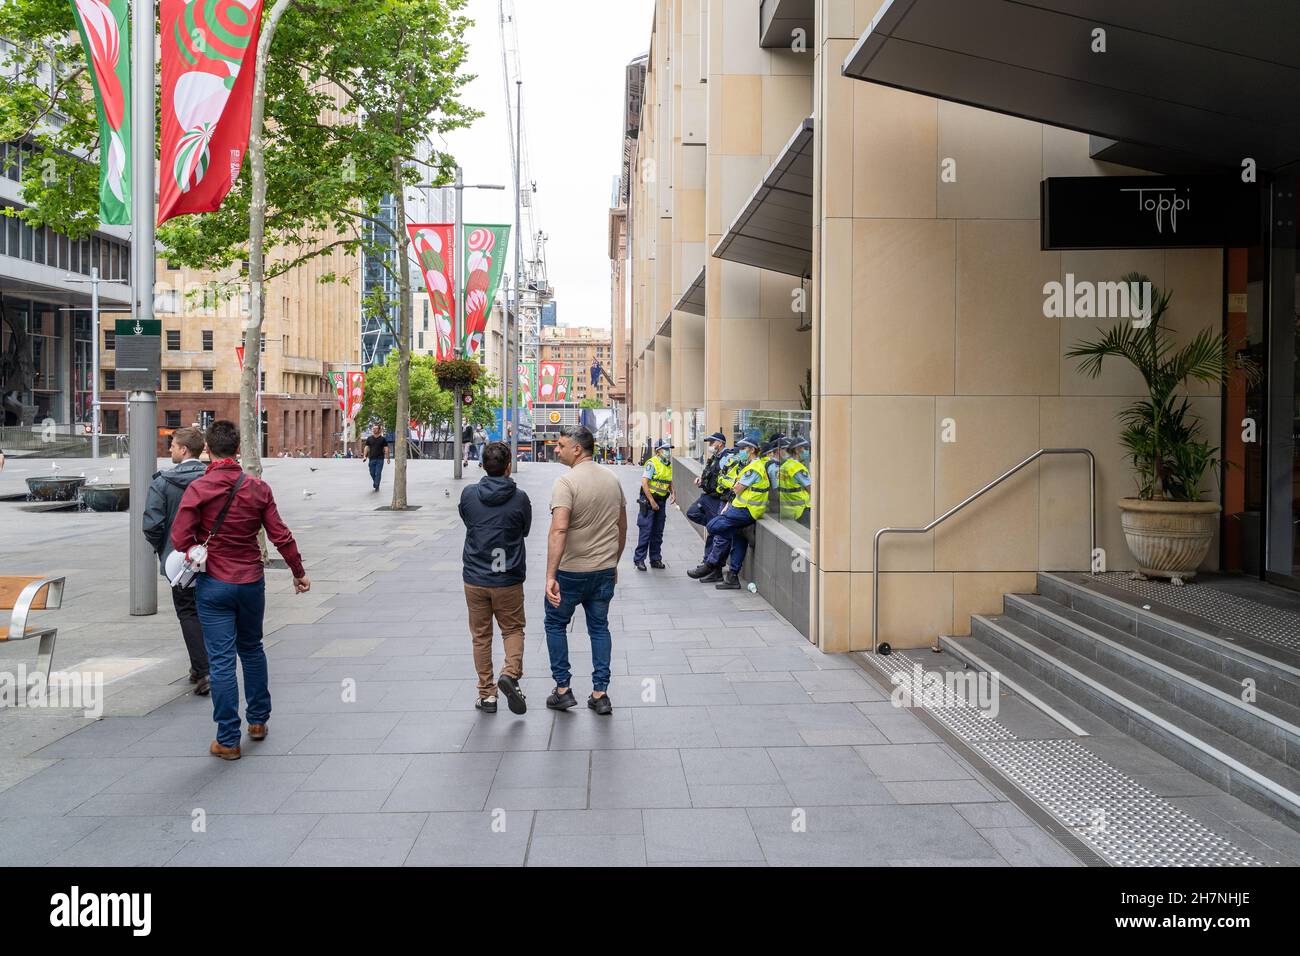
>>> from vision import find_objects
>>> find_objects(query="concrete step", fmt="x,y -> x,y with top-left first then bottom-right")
1004,592 -> 1300,769
1038,572 -> 1300,704
971,612 -> 1300,828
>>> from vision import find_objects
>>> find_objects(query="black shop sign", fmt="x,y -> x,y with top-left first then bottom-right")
1041,176 -> 1259,250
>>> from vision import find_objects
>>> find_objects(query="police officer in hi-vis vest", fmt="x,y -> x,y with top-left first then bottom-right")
686,431 -> 734,582
634,439 -> 675,571
777,436 -> 812,523
704,437 -> 771,589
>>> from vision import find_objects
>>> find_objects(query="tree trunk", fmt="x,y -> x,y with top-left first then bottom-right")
241,0 -> 294,477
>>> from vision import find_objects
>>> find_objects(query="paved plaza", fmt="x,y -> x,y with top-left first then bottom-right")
0,456 -> 1078,866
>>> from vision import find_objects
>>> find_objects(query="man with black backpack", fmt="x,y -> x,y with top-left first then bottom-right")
142,426 -> 210,695
171,420 -> 310,760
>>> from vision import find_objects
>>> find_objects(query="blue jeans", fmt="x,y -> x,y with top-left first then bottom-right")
368,457 -> 384,489
686,494 -> 723,560
633,496 -> 668,562
195,574 -> 270,747
544,568 -> 616,692
705,506 -> 756,573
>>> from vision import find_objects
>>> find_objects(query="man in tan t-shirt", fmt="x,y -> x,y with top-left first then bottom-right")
544,425 -> 627,715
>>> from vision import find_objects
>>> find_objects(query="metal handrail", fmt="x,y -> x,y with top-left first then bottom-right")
871,448 -> 1096,654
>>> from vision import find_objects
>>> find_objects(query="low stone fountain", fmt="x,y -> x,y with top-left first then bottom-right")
81,483 -> 131,512
25,476 -> 87,502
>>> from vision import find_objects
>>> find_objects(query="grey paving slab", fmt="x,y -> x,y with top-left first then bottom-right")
589,749 -> 691,809
979,826 -> 1082,867
526,834 -> 647,866
643,808 -> 764,863
383,752 -> 501,812
767,746 -> 895,807
404,810 -> 533,866
855,744 -> 973,782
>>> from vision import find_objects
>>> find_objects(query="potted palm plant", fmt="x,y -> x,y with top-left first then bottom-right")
1067,272 -> 1236,585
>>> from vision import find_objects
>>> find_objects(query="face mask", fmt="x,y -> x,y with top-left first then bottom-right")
800,450 -> 810,463
737,449 -> 750,463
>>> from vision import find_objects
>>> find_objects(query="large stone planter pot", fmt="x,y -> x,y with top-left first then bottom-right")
1118,498 -> 1220,585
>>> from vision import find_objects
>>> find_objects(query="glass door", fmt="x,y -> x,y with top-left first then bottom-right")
1265,168 -> 1300,585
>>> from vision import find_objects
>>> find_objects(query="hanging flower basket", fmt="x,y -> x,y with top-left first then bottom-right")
434,359 -> 483,392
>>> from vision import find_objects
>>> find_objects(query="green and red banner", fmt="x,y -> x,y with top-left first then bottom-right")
158,0 -> 265,225
517,362 -> 535,410
537,361 -> 560,403
556,376 -> 571,402
69,0 -> 132,224
408,223 -> 456,360
462,224 -> 510,357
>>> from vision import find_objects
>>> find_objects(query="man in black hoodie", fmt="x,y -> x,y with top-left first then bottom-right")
458,441 -> 532,714
142,427 -> 210,694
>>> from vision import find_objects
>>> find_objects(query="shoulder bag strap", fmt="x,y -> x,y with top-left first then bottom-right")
203,473 -> 247,546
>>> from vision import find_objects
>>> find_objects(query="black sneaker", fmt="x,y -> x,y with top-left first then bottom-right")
686,562 -> 714,579
650,560 -> 666,570
475,696 -> 498,713
699,566 -> 724,583
546,688 -> 578,710
715,570 -> 742,590
497,674 -> 527,715
634,560 -> 647,571
588,693 -> 613,716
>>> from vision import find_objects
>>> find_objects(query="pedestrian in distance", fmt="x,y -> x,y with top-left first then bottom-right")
703,437 -> 771,590
142,426 -> 211,695
686,431 -> 731,583
462,422 -> 475,467
363,423 -> 389,492
633,438 -> 674,571
458,441 -> 532,715
170,419 -> 311,760
544,425 -> 627,715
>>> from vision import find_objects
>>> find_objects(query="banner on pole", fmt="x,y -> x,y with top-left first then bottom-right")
69,0 -> 132,225
461,224 -> 510,357
556,376 -> 570,402
408,224 -> 457,360
327,371 -> 346,414
346,371 -> 364,421
517,362 -> 534,410
537,361 -> 560,403
158,0 -> 266,225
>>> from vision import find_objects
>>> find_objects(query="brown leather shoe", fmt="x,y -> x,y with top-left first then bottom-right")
209,740 -> 241,760
247,724 -> 267,741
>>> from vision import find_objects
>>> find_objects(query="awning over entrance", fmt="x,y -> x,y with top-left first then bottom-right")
712,117 -> 814,278
760,0 -> 814,49
842,0 -> 1300,171
673,267 -> 706,316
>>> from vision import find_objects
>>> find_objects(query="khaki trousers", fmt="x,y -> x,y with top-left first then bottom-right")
464,582 -> 525,698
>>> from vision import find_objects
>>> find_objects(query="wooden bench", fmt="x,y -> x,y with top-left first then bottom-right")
0,575 -> 65,680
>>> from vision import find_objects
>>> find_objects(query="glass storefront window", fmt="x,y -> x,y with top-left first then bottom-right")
732,408 -> 813,540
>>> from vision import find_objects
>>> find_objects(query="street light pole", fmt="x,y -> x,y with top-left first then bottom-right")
452,165 -> 464,480
511,79 -> 522,468
128,0 -> 157,617
90,266 -> 100,459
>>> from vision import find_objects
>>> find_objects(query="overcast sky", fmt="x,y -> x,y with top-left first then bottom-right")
437,0 -> 655,329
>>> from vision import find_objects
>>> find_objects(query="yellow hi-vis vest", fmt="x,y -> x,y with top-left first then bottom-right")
716,457 -> 740,493
646,454 -> 673,497
778,458 -> 811,519
731,458 -> 771,520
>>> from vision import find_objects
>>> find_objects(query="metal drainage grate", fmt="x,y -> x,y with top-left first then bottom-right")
973,739 -> 1263,867
1096,572 -> 1300,653
866,654 -> 1015,742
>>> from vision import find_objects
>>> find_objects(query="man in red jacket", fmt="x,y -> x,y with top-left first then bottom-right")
171,419 -> 311,760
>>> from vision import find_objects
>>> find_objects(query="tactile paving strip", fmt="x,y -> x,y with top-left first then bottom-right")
973,739 -> 1263,867
1096,572 -> 1300,653
863,653 -> 1263,866
866,653 -> 1015,742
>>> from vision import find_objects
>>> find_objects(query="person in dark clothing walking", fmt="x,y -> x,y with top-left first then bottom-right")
171,420 -> 310,760
363,423 -> 389,491
142,426 -> 211,694
459,441 -> 532,714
